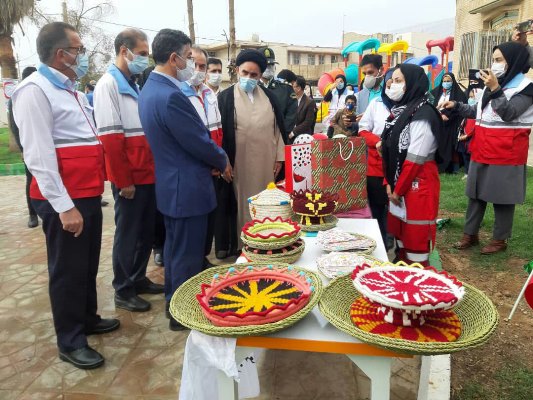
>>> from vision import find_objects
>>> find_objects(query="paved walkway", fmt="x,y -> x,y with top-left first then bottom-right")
0,176 -> 419,399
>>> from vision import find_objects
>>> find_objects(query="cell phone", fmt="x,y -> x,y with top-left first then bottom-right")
469,69 -> 488,80
516,19 -> 533,33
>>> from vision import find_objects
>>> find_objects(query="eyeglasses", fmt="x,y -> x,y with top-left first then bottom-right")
62,46 -> 87,55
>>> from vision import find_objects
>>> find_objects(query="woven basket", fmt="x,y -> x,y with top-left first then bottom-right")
299,215 -> 339,232
241,231 -> 302,250
318,275 -> 499,355
243,240 -> 306,264
169,263 -> 323,337
320,232 -> 377,255
317,253 -> 384,279
249,183 -> 295,221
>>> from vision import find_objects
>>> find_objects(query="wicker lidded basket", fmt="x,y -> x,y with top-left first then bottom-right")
248,182 -> 294,220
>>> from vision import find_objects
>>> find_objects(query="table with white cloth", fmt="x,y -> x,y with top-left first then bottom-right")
217,218 -> 414,400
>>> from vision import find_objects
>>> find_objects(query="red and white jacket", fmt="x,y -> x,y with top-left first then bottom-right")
94,65 -> 155,188
470,76 -> 533,166
12,66 -> 105,212
358,98 -> 390,177
179,82 -> 223,147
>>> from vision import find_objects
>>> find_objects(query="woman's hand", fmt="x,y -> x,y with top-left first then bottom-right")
274,161 -> 283,178
458,134 -> 468,142
389,192 -> 401,206
479,69 -> 500,92
376,141 -> 383,156
386,184 -> 392,197
440,100 -> 456,110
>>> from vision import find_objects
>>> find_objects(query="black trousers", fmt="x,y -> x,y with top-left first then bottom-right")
111,184 -> 156,297
32,197 -> 102,352
24,164 -> 36,217
212,178 -> 238,254
154,209 -> 166,252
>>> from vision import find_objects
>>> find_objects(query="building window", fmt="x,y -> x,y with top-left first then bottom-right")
458,29 -> 512,79
490,10 -> 519,31
331,55 -> 338,63
308,54 -> 316,65
318,55 -> 325,65
292,53 -> 300,65
207,51 -> 217,57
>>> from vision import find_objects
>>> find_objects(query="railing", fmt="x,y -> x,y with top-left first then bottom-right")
458,29 -> 512,79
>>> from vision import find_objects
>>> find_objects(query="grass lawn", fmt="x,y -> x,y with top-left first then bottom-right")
0,127 -> 23,164
437,167 -> 533,269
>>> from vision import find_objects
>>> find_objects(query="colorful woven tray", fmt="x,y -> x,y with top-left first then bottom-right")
242,217 -> 300,242
316,253 -> 383,279
299,215 -> 338,232
243,240 -> 306,264
241,231 -> 302,250
318,274 -> 499,355
170,263 -> 322,337
318,229 -> 377,254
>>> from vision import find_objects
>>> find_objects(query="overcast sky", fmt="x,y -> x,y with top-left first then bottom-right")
13,0 -> 456,70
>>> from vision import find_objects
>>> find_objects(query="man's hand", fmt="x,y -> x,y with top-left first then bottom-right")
289,132 -> 295,140
458,134 -> 469,142
441,114 -> 450,122
119,184 -> 136,199
479,69 -> 500,92
211,168 -> 221,177
60,207 -> 84,237
355,114 -> 363,123
386,184 -> 392,197
512,29 -> 529,46
274,161 -> 283,178
222,163 -> 233,183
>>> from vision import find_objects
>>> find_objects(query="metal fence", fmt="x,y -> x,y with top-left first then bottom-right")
458,30 -> 512,79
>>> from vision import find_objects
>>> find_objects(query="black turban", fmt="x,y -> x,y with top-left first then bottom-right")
235,49 -> 268,73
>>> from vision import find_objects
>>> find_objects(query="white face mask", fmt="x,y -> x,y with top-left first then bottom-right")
207,72 -> 223,87
188,70 -> 206,86
490,62 -> 507,78
386,82 -> 405,102
176,55 -> 195,82
262,65 -> 275,80
363,73 -> 382,89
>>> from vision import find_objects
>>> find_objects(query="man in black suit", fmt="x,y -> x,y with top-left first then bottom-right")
289,75 -> 316,142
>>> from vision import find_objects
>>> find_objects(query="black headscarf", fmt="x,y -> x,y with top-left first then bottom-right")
324,74 -> 348,101
431,72 -> 467,105
381,64 -> 444,191
481,41 -> 533,109
381,67 -> 396,110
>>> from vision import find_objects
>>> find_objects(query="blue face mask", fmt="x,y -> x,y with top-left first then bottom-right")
239,76 -> 257,93
126,49 -> 149,75
65,51 -> 89,79
468,98 -> 477,106
442,82 -> 452,90
346,103 -> 355,111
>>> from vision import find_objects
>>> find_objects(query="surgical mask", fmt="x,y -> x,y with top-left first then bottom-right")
363,74 -> 381,89
125,49 -> 149,75
491,62 -> 506,78
176,55 -> 195,82
262,65 -> 275,80
207,72 -> 222,87
385,82 -> 405,102
239,76 -> 258,93
468,98 -> 477,106
64,51 -> 89,79
346,103 -> 355,111
442,82 -> 452,90
337,82 -> 345,90
188,70 -> 206,86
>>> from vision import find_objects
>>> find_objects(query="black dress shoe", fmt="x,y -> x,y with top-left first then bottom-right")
165,301 -> 171,319
59,346 -> 104,369
215,250 -> 228,260
114,294 -> 151,312
154,250 -> 164,267
203,258 -> 215,269
169,317 -> 188,331
86,318 -> 121,335
28,215 -> 38,228
135,278 -> 164,295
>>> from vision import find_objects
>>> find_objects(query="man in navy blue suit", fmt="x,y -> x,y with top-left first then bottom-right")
138,29 -> 231,331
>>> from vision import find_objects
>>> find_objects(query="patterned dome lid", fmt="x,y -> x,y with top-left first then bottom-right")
248,182 -> 291,206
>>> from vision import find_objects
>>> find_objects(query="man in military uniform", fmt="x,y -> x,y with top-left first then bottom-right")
257,47 -> 297,139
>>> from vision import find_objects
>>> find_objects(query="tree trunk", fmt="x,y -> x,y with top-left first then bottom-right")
228,0 -> 237,83
0,33 -> 18,79
187,0 -> 195,44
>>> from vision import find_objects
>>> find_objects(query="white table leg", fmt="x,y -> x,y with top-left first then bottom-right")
217,369 -> 238,400
347,355 -> 392,400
